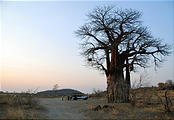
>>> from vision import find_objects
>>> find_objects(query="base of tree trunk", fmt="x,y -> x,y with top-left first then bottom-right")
107,75 -> 129,103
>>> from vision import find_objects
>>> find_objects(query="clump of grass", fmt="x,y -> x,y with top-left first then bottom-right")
5,94 -> 41,109
6,107 -> 38,119
88,104 -> 116,115
87,88 -> 174,119
111,108 -> 119,115
1,93 -> 42,119
7,107 -> 24,119
86,105 -> 95,110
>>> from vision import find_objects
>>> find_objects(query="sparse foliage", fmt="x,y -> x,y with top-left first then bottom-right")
164,90 -> 173,113
153,89 -> 173,113
53,84 -> 59,91
132,72 -> 150,89
130,90 -> 137,107
158,80 -> 174,90
75,6 -> 171,103
158,82 -> 167,90
90,89 -> 106,98
165,80 -> 174,90
0,93 -> 41,119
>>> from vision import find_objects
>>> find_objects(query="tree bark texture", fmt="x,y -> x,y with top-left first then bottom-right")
107,68 -> 129,103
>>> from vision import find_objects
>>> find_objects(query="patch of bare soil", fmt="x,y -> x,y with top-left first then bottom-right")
0,104 -> 6,119
38,98 -> 115,119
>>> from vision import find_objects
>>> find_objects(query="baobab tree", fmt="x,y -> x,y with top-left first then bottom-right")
75,6 -> 171,103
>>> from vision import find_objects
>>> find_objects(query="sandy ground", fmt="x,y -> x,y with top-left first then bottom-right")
0,108 -> 5,119
38,98 -> 111,119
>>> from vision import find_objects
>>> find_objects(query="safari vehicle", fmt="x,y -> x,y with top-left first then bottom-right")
71,95 -> 88,100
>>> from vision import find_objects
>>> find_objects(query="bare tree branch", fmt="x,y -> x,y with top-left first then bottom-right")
75,5 -> 171,75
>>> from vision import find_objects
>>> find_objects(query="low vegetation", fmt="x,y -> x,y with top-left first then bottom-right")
0,93 -> 43,119
0,82 -> 173,119
88,86 -> 174,119
89,89 -> 107,99
158,80 -> 174,90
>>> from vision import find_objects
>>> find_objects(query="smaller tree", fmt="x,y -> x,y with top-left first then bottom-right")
165,80 -> 174,90
53,84 -> 59,91
132,72 -> 150,89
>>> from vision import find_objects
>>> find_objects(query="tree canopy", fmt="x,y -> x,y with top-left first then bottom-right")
76,6 -> 171,74
75,6 -> 171,103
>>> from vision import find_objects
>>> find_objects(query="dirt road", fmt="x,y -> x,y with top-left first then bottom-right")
39,98 -> 107,119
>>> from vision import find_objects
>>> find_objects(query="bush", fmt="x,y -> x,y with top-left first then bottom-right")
158,80 -> 174,90
89,89 -> 107,98
3,94 -> 41,119
165,80 -> 174,90
158,83 -> 167,90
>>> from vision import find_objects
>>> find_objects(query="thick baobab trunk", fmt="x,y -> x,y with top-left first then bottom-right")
125,58 -> 131,102
107,68 -> 129,103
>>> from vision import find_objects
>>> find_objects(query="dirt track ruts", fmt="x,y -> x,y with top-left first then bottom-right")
39,98 -> 89,119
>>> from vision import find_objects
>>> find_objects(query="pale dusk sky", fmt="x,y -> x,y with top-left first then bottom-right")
0,1 -> 173,93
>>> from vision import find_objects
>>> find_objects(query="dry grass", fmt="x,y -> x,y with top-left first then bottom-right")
0,94 -> 43,119
89,89 -> 107,99
87,88 -> 174,119
1,87 -> 174,119
7,107 -> 24,119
